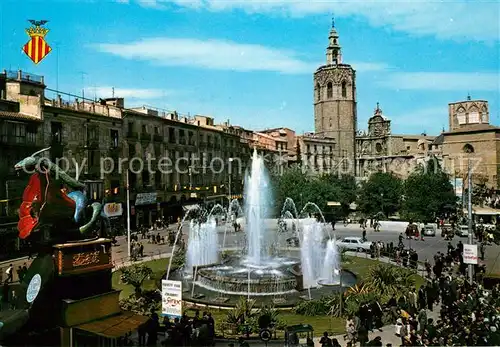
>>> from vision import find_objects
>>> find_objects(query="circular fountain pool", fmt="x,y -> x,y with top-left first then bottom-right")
195,255 -> 299,296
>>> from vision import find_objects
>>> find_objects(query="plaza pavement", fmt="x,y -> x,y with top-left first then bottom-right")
0,221 -> 483,346
2,220 -> 498,281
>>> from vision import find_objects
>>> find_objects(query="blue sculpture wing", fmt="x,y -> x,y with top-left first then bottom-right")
67,191 -> 88,223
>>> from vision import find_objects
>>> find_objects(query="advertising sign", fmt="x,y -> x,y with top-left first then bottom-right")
162,280 -> 182,317
452,178 -> 463,198
463,244 -> 478,264
135,192 -> 157,206
103,203 -> 123,218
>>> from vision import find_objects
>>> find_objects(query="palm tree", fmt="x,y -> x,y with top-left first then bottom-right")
364,264 -> 415,296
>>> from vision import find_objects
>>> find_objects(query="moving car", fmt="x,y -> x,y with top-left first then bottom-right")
458,225 -> 469,237
336,237 -> 372,252
423,224 -> 437,236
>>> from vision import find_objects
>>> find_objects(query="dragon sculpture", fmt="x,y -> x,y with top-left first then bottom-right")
14,147 -> 105,240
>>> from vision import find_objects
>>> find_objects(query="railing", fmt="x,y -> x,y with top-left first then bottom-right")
4,70 -> 43,84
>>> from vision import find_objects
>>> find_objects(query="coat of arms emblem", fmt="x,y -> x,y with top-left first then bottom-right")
22,20 -> 52,64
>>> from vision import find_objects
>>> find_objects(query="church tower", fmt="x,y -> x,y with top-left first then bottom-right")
313,20 -> 357,168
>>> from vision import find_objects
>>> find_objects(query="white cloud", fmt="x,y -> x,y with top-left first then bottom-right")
86,86 -> 172,99
129,0 -> 499,43
380,72 -> 500,91
94,37 -> 387,74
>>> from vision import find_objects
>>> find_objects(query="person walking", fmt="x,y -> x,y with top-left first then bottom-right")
5,264 -> 13,283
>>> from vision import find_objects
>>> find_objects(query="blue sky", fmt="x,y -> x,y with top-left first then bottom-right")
0,0 -> 498,135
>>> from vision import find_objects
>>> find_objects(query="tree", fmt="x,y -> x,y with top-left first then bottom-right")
120,264 -> 153,296
270,166 -> 309,215
320,174 -> 358,221
402,160 -> 457,222
357,172 -> 402,218
364,264 -> 415,297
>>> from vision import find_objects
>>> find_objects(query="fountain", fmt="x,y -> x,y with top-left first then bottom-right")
300,219 -> 324,289
318,239 -> 341,285
186,219 -> 219,271
169,149 -> 356,306
245,150 -> 270,265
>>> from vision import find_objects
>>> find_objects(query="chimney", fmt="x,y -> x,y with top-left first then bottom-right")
17,70 -> 22,80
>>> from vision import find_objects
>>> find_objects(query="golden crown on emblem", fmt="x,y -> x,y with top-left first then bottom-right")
25,26 -> 50,38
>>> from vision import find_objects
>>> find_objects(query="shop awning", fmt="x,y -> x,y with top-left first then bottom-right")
75,311 -> 149,339
465,206 -> 500,216
183,204 -> 200,212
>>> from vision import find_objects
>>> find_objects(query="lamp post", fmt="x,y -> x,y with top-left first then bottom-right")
188,167 -> 192,191
467,159 -> 474,283
228,158 -> 234,203
126,170 -> 131,259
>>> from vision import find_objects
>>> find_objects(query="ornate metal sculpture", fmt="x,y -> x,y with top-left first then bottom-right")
14,147 -> 106,240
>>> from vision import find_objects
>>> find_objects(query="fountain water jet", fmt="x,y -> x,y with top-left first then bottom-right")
299,219 -> 324,289
244,149 -> 270,265
186,219 -> 218,271
318,238 -> 341,285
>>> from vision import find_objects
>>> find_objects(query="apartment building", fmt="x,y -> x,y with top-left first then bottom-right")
0,70 -> 249,240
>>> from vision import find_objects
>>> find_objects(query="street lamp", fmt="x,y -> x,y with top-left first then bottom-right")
228,158 -> 234,202
188,167 -> 192,191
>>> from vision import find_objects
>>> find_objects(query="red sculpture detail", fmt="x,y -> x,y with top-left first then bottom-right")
18,172 -> 76,239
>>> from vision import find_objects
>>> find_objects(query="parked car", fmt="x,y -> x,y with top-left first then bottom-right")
423,224 -> 437,236
458,225 -> 469,237
336,237 -> 372,252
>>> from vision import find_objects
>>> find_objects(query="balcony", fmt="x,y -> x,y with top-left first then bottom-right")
126,131 -> 139,140
0,135 -> 38,147
153,134 -> 164,142
84,139 -> 99,149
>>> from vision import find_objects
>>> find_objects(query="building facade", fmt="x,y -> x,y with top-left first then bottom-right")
356,103 -> 437,179
440,99 -> 499,188
0,70 -> 250,237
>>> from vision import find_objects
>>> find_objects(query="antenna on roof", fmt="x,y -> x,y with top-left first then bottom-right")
112,87 -> 115,98
467,93 -> 471,101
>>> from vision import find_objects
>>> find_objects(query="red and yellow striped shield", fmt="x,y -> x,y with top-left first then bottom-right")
23,24 -> 52,65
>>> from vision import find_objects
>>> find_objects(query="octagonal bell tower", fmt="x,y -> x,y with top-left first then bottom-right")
313,20 -> 357,166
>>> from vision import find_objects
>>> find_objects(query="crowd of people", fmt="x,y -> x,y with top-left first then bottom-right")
338,240 -> 498,346
129,310 -> 216,346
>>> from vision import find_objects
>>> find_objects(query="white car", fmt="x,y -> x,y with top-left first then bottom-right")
336,237 -> 372,252
458,225 -> 469,237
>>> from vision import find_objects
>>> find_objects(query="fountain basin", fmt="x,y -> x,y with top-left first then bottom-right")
195,256 -> 299,296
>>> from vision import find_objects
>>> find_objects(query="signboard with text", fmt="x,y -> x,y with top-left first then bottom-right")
103,203 -> 123,218
452,178 -> 463,197
463,244 -> 478,264
161,280 -> 182,318
135,192 -> 157,206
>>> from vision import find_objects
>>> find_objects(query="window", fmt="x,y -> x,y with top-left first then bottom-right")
169,128 -> 176,143
142,124 -> 147,134
12,123 -> 26,144
26,125 -> 37,143
86,127 -> 97,144
457,108 -> 466,124
463,144 -> 474,154
376,143 -> 383,153
127,122 -> 134,135
155,127 -> 160,135
142,170 -> 150,187
110,129 -> 119,148
315,83 -> 321,101
327,82 -> 333,98
155,170 -> 162,188
51,122 -> 62,143
341,81 -> 347,98
128,143 -> 135,157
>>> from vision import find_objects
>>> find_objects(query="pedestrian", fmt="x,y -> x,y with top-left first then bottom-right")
480,242 -> 485,260
5,264 -> 13,283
